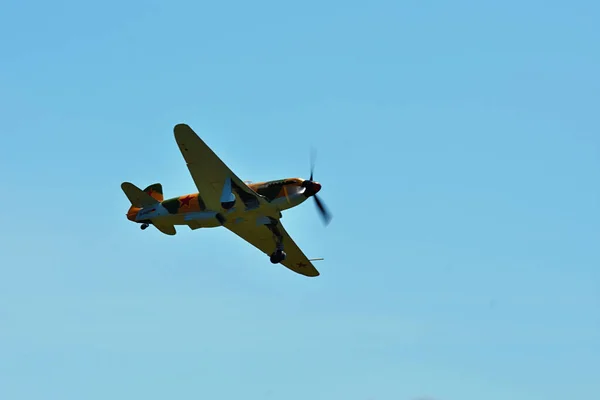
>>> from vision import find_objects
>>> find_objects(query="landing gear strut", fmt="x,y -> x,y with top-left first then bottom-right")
266,217 -> 286,264
141,223 -> 150,230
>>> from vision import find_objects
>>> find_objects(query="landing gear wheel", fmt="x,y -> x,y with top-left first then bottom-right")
141,223 -> 150,230
270,249 -> 287,264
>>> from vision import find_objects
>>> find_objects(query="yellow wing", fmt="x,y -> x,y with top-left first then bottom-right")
173,123 -> 267,211
225,219 -> 320,277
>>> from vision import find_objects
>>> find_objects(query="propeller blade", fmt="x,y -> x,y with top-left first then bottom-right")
309,146 -> 317,181
306,147 -> 331,225
313,194 -> 332,225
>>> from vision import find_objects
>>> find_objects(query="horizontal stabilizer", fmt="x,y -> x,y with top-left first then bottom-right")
121,182 -> 159,208
152,220 -> 176,235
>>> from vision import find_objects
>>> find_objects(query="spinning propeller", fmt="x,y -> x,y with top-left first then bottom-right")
302,148 -> 332,226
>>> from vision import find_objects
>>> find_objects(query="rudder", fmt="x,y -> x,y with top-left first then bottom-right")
143,183 -> 164,202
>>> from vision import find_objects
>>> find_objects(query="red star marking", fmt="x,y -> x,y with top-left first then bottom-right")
180,195 -> 194,207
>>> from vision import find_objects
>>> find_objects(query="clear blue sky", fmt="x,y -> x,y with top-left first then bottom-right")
1,1 -> 598,399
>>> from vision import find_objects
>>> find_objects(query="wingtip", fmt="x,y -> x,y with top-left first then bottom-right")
174,123 -> 190,131
174,123 -> 200,143
173,123 -> 189,136
305,269 -> 320,277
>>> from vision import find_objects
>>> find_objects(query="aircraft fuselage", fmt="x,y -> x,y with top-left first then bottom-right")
127,177 -> 318,230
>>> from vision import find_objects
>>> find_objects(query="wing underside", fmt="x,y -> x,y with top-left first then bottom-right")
173,123 -> 319,277
173,124 -> 266,211
225,219 -> 320,277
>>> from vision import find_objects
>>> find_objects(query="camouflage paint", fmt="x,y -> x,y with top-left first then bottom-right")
127,178 -> 305,221
143,183 -> 164,202
248,178 -> 303,201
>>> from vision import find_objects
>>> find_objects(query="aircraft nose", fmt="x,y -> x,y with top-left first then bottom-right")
313,182 -> 322,193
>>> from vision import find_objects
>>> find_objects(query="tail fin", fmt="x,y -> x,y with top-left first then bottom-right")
143,183 -> 163,202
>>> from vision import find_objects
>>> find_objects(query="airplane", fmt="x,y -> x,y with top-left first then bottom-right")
120,123 -> 331,277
